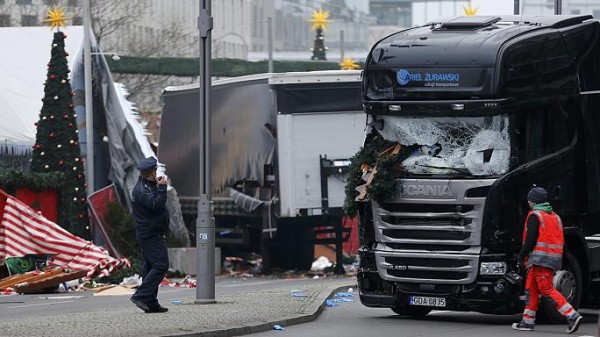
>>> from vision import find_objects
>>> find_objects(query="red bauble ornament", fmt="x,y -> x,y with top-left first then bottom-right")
74,141 -> 79,146
47,63 -> 52,67
49,133 -> 55,138
64,114 -> 69,119
69,103 -> 74,108
58,160 -> 64,165
78,214 -> 84,219
65,52 -> 69,56
68,122 -> 74,127
80,197 -> 85,202
50,75 -> 56,80
50,115 -> 55,120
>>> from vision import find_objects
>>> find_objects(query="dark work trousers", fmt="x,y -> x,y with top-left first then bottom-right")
132,234 -> 169,307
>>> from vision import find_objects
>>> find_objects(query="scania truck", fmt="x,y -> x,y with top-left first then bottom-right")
354,15 -> 600,322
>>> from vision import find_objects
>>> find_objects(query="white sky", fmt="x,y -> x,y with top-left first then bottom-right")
471,0 -> 515,15
412,0 -> 517,25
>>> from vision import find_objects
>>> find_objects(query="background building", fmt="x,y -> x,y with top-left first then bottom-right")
4,0 -> 600,140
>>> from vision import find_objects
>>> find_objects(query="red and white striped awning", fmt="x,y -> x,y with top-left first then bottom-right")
0,189 -> 129,279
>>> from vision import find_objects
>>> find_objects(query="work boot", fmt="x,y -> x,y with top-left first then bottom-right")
146,304 -> 168,313
567,315 -> 583,334
512,321 -> 534,331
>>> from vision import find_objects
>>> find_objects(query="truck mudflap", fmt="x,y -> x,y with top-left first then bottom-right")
358,270 -> 524,315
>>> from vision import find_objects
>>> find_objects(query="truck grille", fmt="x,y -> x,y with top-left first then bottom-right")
370,178 -> 493,284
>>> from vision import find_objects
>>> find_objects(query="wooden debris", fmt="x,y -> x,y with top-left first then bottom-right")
0,267 -> 86,294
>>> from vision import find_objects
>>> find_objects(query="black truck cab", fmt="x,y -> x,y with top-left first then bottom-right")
355,15 -> 600,321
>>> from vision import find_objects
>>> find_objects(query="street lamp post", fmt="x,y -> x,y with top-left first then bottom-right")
195,0 -> 216,304
83,0 -> 94,197
267,17 -> 273,73
555,0 -> 562,14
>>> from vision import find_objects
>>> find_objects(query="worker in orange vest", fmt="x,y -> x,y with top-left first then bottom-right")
512,186 -> 582,333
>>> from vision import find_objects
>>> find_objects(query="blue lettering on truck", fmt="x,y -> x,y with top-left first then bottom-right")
397,69 -> 460,87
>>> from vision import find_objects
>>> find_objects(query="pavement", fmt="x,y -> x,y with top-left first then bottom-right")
0,276 -> 356,337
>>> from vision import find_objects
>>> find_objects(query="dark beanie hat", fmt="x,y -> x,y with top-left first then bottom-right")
527,187 -> 548,204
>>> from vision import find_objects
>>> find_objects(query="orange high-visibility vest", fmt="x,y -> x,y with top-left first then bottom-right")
523,210 -> 564,270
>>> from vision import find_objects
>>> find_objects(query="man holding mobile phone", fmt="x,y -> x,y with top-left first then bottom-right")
130,156 -> 170,313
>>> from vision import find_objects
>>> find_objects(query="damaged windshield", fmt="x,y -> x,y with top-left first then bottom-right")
375,115 -> 510,176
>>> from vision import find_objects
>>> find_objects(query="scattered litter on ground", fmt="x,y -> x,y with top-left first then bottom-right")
93,285 -> 134,296
1,288 -> 17,296
325,299 -> 339,307
171,300 -> 183,304
159,276 -> 197,288
311,256 -> 332,271
273,324 -> 285,331
326,290 -> 356,307
120,274 -> 141,288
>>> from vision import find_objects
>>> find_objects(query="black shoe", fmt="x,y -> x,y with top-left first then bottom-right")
130,297 -> 150,313
511,321 -> 534,331
567,315 -> 582,334
146,305 -> 168,313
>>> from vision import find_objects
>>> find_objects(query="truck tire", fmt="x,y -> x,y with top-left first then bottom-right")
391,306 -> 432,317
540,251 -> 582,324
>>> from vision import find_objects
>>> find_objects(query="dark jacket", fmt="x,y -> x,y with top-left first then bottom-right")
131,176 -> 170,239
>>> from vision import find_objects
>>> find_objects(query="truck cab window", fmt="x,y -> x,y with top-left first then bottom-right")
513,101 -> 575,164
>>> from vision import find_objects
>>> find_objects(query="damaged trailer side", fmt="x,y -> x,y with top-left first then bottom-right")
159,71 -> 365,270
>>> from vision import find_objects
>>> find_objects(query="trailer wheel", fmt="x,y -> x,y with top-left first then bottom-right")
540,251 -> 582,324
391,306 -> 432,317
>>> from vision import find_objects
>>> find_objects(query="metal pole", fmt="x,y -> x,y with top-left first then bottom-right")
340,30 -> 344,60
555,0 -> 562,14
267,17 -> 273,73
514,0 -> 520,15
196,0 -> 216,304
83,0 -> 94,196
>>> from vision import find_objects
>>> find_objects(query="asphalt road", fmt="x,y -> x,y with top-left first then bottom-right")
249,296 -> 599,337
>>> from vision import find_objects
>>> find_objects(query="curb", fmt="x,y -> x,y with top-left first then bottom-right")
166,283 -> 356,337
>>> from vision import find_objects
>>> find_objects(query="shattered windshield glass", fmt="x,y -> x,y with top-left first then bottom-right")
377,115 -> 510,176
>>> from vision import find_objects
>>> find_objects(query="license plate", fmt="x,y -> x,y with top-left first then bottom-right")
409,296 -> 446,307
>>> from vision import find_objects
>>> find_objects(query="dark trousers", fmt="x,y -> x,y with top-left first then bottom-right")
132,234 -> 169,307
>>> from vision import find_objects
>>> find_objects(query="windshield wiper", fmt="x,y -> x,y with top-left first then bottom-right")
415,164 -> 472,175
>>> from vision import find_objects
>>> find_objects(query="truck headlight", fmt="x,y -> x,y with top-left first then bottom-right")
480,262 -> 507,275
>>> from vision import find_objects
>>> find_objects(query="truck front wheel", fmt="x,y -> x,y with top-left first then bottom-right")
540,251 -> 582,324
391,306 -> 432,317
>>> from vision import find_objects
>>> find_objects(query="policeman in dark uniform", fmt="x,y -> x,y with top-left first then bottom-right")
130,157 -> 170,313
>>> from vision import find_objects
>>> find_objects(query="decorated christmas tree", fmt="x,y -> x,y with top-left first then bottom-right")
308,8 -> 332,61
30,6 -> 89,239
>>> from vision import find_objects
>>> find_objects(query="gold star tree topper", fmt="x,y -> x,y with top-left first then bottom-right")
43,5 -> 69,30
463,2 -> 479,16
307,8 -> 333,31
339,57 -> 360,70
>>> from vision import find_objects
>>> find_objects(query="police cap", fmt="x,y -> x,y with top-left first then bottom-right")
137,157 -> 157,172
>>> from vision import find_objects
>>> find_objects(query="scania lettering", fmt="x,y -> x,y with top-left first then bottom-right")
356,15 -> 600,321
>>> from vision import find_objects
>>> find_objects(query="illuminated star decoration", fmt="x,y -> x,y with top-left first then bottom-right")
339,57 -> 360,70
463,2 -> 479,16
43,5 -> 69,30
307,8 -> 333,31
